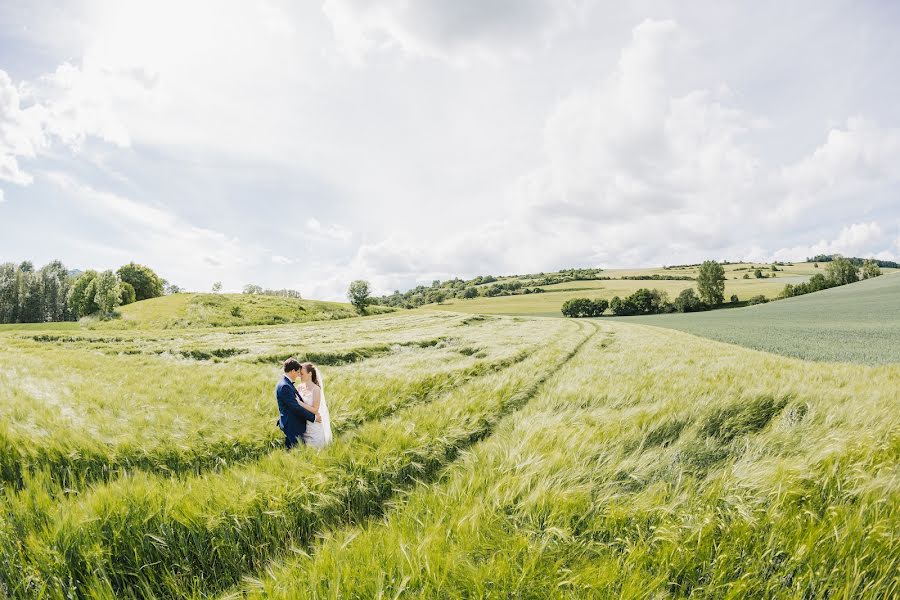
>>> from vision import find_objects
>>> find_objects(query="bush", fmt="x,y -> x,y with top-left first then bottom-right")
747,295 -> 768,305
826,256 -> 859,286
730,294 -> 739,303
117,263 -> 163,301
674,288 -> 704,313
120,282 -> 137,305
561,298 -> 607,318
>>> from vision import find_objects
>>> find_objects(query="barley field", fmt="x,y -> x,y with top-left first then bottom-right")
1,300 -> 898,598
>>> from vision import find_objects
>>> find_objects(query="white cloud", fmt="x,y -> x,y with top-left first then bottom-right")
0,62 -> 154,191
771,222 -> 897,262
271,255 -> 294,265
305,217 -> 353,242
323,0 -> 581,66
45,172 -> 268,289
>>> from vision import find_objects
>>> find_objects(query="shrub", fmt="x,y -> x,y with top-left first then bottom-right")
674,288 -> 704,313
117,263 -> 164,301
825,256 -> 859,286
561,298 -> 607,318
747,295 -> 768,305
730,294 -> 739,303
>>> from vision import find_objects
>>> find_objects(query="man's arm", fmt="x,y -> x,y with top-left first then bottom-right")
278,385 -> 316,422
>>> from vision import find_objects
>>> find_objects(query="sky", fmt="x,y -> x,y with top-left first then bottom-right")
1,0 -> 899,300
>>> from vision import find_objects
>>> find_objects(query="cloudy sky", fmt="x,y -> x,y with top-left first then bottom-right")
2,0 -> 899,299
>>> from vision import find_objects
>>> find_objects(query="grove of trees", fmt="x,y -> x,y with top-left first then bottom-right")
0,260 -> 167,324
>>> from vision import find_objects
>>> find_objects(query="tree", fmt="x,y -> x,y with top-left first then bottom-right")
243,284 -> 263,295
93,270 -> 122,316
697,260 -> 726,305
825,256 -> 859,286
674,288 -> 704,313
754,269 -> 764,279
212,281 -> 223,293
120,281 -> 137,305
347,280 -> 371,315
861,259 -> 882,279
165,283 -> 183,294
461,286 -> 479,299
68,271 -> 100,318
117,263 -> 163,301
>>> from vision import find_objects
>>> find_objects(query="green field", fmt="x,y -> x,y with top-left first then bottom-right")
1,288 -> 898,598
435,262 -> 888,317
618,272 -> 900,364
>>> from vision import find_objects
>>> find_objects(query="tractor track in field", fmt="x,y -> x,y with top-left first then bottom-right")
0,349 -> 537,502
7,322 -> 601,600
215,321 -> 604,600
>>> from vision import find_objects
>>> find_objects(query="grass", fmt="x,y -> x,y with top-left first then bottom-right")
618,272 -> 900,364
82,293 -> 394,330
223,320 -> 900,600
0,321 -> 590,598
1,284 -> 898,599
0,312 -> 541,491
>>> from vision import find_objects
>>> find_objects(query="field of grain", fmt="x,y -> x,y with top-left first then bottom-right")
619,272 -> 900,364
1,297 -> 898,599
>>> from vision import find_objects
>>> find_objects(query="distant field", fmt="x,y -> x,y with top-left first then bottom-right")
618,272 -> 900,364
437,262 -> 875,316
78,293 -> 394,330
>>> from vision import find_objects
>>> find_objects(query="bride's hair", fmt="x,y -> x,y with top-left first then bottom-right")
301,362 -> 319,386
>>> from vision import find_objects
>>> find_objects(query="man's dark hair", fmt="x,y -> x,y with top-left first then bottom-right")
283,358 -> 301,373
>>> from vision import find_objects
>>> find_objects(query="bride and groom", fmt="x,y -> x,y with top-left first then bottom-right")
276,358 -> 333,449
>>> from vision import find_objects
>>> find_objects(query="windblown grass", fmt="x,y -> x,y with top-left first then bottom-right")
0,322 -> 591,598
226,321 -> 900,600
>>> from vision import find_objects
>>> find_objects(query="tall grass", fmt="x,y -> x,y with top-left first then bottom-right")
0,312 -> 542,491
0,323 -> 591,598
226,321 -> 900,599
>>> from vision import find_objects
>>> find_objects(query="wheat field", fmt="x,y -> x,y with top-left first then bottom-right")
1,306 -> 898,599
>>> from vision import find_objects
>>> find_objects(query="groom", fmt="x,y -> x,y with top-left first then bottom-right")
276,357 -> 321,449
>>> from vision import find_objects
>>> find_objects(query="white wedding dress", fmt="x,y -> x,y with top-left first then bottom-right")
299,369 -> 332,449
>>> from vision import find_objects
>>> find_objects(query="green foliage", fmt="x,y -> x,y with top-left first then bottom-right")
119,281 -> 137,305
0,260 -> 73,324
93,270 -> 122,316
461,286 -> 479,299
116,262 -> 163,301
561,297 -> 607,317
697,260 -> 726,305
730,294 -> 739,303
673,287 -> 704,313
212,281 -> 223,293
347,280 -> 372,314
826,256 -> 859,286
68,270 -> 100,318
747,294 -> 768,305
861,259 -> 882,279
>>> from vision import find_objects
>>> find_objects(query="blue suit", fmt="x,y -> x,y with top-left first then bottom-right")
276,375 -> 316,449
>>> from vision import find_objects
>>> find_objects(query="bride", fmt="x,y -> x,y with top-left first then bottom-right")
295,362 -> 333,449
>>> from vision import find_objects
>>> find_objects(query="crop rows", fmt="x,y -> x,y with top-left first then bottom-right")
224,321 -> 900,599
0,312 -> 537,492
0,321 -> 592,598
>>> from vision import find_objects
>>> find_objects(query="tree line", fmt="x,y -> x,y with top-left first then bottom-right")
563,256 -> 886,318
0,261 -> 169,324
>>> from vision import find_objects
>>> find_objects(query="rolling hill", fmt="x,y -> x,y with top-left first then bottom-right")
618,272 -> 900,364
84,293 -> 394,330
432,261 -> 887,317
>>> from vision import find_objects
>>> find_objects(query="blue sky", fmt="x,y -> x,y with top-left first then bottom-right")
2,0 -> 900,299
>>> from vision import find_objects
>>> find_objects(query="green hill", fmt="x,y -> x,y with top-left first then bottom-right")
619,272 -> 900,364
84,293 -> 394,330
